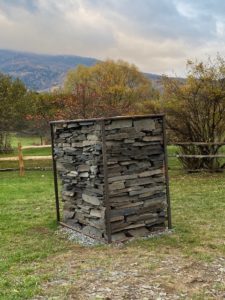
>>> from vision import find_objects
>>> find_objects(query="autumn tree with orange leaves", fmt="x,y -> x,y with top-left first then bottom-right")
62,60 -> 159,118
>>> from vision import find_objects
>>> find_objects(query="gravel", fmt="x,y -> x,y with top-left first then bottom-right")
56,226 -> 173,247
56,227 -> 105,247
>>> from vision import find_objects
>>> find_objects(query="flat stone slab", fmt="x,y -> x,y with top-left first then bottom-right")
82,194 -> 101,206
134,119 -> 155,131
106,119 -> 132,130
82,225 -> 103,238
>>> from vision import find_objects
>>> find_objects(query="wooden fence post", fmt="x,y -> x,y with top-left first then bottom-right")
18,142 -> 25,176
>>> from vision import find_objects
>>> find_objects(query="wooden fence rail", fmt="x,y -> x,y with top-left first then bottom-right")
171,142 -> 225,146
168,154 -> 225,158
168,142 -> 225,159
0,144 -> 52,175
1,142 -> 225,174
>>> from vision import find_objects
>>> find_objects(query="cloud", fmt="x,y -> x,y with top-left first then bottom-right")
0,0 -> 225,75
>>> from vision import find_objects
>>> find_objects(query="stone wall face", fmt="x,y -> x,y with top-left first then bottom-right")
52,116 -> 168,242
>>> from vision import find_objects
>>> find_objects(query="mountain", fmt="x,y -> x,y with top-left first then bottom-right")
0,49 -> 180,92
0,49 -> 98,91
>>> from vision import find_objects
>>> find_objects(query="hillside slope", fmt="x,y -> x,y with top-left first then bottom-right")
0,49 -> 98,91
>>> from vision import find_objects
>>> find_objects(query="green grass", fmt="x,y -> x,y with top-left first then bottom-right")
0,134 -> 51,158
10,134 -> 43,147
0,147 -> 51,158
0,171 -> 73,299
0,160 -> 52,170
1,170 -> 225,299
131,171 -> 225,259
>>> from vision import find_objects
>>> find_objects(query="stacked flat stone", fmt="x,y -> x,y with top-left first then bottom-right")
53,116 -> 167,242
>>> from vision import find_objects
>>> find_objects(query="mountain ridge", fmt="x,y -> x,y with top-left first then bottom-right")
0,49 -> 166,91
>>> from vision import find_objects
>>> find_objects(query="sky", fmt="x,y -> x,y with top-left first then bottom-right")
0,0 -> 225,76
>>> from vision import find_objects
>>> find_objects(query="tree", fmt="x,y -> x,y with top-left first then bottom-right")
0,73 -> 30,151
63,60 -> 158,118
26,92 -> 57,144
162,56 -> 225,170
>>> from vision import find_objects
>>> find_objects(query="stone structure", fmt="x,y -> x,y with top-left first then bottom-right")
51,115 -> 170,242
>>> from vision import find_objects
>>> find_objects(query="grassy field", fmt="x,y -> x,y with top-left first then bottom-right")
1,169 -> 225,299
0,134 -> 52,169
10,134 -> 44,148
1,135 -> 225,298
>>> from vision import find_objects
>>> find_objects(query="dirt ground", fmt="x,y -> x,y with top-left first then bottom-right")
32,242 -> 225,300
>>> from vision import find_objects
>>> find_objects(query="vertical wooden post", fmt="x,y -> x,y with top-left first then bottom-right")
101,120 -> 112,243
50,123 -> 60,223
18,142 -> 25,176
162,115 -> 172,229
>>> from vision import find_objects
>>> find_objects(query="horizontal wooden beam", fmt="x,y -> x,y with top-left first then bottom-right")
171,142 -> 225,146
22,145 -> 51,150
0,156 -> 52,161
170,154 -> 225,158
49,113 -> 165,125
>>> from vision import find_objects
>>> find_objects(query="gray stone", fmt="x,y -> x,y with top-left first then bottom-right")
67,123 -> 79,128
63,210 -> 75,220
139,169 -> 163,177
62,190 -> 75,197
71,142 -> 83,148
83,140 -> 101,146
78,165 -> 90,172
62,143 -> 70,148
111,232 -> 127,241
113,223 -> 146,233
124,139 -> 135,143
67,171 -> 78,178
125,177 -> 155,187
109,195 -> 137,203
90,209 -> 104,218
74,134 -> 86,141
138,187 -> 164,198
82,225 -> 102,238
143,135 -> 163,142
129,186 -> 163,197
127,213 -> 158,222
88,219 -> 105,229
66,220 -> 82,230
108,174 -> 138,183
90,166 -> 98,174
85,187 -> 103,195
109,207 -> 139,218
106,119 -> 132,130
56,161 -> 67,172
82,194 -> 100,206
133,118 -> 155,131
87,134 -> 99,141
120,160 -> 138,166
143,197 -> 166,208
116,201 -> 143,209
60,132 -> 72,138
79,172 -> 89,178
109,181 -> 125,191
106,132 -> 129,140
110,215 -> 124,222
128,227 -> 150,237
